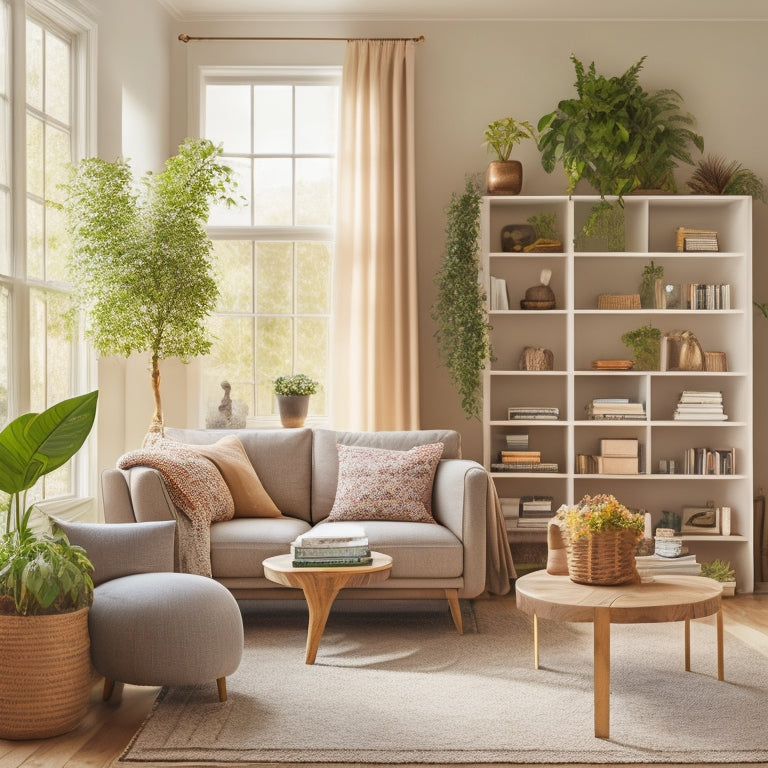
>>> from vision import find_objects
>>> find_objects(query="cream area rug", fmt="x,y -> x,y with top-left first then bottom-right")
116,594 -> 768,765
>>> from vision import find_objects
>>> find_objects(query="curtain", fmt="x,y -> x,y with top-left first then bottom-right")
331,39 -> 419,431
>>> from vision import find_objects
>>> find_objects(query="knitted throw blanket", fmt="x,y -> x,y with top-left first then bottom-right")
117,437 -> 234,577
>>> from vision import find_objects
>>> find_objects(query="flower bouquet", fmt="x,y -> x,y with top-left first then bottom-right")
555,494 -> 645,585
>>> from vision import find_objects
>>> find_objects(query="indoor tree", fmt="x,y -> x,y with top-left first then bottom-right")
58,138 -> 238,433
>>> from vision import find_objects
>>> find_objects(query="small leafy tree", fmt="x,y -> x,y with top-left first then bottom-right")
58,139 -> 238,432
432,177 -> 492,420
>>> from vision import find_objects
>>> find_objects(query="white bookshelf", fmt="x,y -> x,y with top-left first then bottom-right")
481,195 -> 754,592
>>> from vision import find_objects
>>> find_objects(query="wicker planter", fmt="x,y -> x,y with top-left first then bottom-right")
563,529 -> 641,586
0,607 -> 92,739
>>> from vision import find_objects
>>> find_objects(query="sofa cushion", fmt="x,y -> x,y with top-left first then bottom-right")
186,435 -> 282,518
165,427 -> 313,523
326,442 -> 443,523
311,429 -> 462,523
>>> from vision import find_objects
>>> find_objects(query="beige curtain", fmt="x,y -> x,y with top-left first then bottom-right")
331,39 -> 419,431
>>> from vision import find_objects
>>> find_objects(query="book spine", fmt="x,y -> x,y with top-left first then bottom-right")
291,557 -> 373,568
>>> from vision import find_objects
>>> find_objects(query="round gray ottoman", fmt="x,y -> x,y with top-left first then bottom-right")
89,572 -> 243,701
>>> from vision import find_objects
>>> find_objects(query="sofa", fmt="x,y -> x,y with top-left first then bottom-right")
100,427 -> 514,631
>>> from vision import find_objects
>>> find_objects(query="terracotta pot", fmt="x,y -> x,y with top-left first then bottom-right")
487,160 -> 523,195
0,607 -> 92,739
276,394 -> 310,428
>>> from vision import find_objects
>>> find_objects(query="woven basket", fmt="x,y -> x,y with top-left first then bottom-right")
562,528 -> 640,586
597,294 -> 641,310
0,607 -> 92,739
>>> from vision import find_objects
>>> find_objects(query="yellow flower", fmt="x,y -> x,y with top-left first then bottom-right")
557,493 -> 644,541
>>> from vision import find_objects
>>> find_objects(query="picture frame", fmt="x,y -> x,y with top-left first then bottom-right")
681,506 -> 720,534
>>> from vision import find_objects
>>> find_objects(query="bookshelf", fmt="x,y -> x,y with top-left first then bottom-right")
481,195 -> 754,591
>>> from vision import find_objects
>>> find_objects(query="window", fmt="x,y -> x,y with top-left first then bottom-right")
201,69 -> 340,425
1,0 -> 95,506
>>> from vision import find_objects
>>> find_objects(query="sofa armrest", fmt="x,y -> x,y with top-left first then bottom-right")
50,518 -> 176,586
102,466 -> 178,524
432,459 -> 488,597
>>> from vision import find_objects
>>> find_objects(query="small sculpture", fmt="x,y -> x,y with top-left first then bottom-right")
205,380 -> 248,428
521,268 -> 556,309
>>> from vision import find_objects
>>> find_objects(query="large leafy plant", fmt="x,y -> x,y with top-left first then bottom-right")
0,391 -> 98,615
57,139 -> 238,433
538,55 -> 703,196
432,178 -> 491,420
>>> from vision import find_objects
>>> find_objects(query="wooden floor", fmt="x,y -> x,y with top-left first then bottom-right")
1,592 -> 766,768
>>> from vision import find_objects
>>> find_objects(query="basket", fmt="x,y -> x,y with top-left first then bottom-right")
562,527 -> 641,586
597,294 -> 641,310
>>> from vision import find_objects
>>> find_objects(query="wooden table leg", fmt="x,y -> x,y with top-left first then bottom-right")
684,616 -> 691,672
716,606 -> 724,681
298,572 -> 350,664
593,607 -> 611,739
533,612 -> 539,669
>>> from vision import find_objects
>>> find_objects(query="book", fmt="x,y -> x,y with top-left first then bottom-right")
291,544 -> 371,559
491,462 -> 559,473
295,523 -> 369,547
291,557 -> 374,568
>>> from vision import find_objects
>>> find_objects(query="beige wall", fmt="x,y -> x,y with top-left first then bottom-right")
93,6 -> 768,495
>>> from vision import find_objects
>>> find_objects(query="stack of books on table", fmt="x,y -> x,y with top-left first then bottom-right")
635,554 -> 701,581
673,390 -> 727,421
507,406 -> 559,421
585,398 -> 646,420
291,523 -> 372,567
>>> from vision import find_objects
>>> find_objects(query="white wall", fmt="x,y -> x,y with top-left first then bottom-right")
92,8 -> 768,496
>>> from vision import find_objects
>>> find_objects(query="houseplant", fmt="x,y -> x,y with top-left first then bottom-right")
700,558 -> 737,597
432,177 -> 492,420
273,373 -> 320,428
639,260 -> 664,309
621,323 -> 661,370
483,117 -> 537,195
687,154 -> 767,202
556,493 -> 645,585
0,390 -> 98,739
57,138 -> 238,435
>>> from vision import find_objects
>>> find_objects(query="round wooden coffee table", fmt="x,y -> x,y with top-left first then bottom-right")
262,552 -> 393,664
515,570 -> 724,739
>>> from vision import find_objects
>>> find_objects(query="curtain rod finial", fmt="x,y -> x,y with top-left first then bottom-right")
178,33 -> 190,43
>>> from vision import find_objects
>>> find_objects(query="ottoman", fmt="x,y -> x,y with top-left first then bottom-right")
89,571 -> 244,701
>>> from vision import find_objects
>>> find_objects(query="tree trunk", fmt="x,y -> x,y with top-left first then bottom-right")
149,353 -> 163,435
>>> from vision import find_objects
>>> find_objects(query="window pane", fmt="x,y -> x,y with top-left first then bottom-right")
26,198 -> 43,279
25,20 -> 42,111
255,316 -> 291,416
255,242 -> 292,314
45,30 -> 69,124
253,158 -> 292,225
295,158 -> 333,226
253,85 -> 292,154
296,317 -> 328,417
208,156 -> 251,226
295,86 -> 338,154
26,115 -> 43,198
296,243 -> 331,315
206,84 -> 250,154
212,240 -> 253,313
203,314 -> 254,425
45,123 -> 70,201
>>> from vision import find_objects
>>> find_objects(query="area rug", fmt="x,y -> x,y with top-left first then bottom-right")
116,596 -> 768,765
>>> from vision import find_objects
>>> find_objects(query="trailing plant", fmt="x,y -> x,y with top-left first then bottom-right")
639,260 -> 664,309
687,154 -> 767,202
527,212 -> 559,241
538,54 -> 703,197
575,199 -> 625,252
57,138 -> 238,434
621,324 -> 661,370
0,391 -> 98,616
432,177 -> 491,420
273,374 -> 319,397
700,558 -> 736,582
482,117 -> 537,161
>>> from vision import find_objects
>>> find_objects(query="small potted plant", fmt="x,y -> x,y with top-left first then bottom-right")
483,116 -> 537,195
700,558 -> 737,597
273,374 -> 320,428
621,324 -> 661,370
0,390 -> 98,739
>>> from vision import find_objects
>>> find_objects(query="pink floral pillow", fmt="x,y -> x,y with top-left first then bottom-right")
327,442 -> 444,523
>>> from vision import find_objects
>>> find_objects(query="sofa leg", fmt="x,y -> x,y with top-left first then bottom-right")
217,677 -> 228,702
102,678 -> 116,701
445,589 -> 463,634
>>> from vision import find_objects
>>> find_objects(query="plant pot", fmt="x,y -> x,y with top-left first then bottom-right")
719,580 -> 736,597
276,394 -> 310,428
0,607 -> 92,739
487,160 -> 522,196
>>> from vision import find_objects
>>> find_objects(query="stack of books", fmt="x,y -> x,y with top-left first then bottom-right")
636,554 -> 701,581
517,495 -> 554,528
507,406 -> 559,421
291,523 -> 372,567
688,283 -> 731,310
676,227 -> 719,252
683,446 -> 735,475
585,398 -> 646,420
505,433 -> 529,450
673,390 -> 727,421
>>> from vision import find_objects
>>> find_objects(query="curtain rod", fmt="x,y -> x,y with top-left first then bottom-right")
178,33 -> 424,43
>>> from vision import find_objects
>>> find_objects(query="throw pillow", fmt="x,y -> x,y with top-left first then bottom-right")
187,435 -> 282,518
327,442 -> 443,523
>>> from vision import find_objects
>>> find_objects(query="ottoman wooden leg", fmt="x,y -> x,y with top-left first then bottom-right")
217,677 -> 227,702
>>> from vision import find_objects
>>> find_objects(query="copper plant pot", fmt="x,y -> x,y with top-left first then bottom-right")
487,160 -> 523,195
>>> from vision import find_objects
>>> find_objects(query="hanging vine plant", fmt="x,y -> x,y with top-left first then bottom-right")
432,177 -> 492,420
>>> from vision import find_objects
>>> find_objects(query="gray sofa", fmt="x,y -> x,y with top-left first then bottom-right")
101,427 -> 502,631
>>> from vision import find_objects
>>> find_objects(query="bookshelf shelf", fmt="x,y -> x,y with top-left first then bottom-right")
481,195 -> 754,591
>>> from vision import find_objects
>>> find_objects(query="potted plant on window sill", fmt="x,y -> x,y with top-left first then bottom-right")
273,374 -> 320,428
0,390 -> 98,739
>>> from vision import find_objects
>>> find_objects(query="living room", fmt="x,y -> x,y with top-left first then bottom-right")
2,0 -> 768,765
